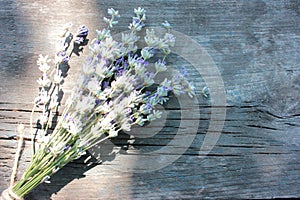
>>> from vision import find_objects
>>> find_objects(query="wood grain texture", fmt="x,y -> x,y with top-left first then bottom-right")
1,0 -> 300,199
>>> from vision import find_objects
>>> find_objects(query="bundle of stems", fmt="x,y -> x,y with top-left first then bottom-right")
1,7 -> 194,199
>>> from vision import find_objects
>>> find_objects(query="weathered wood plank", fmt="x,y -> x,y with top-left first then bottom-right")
1,0 -> 300,199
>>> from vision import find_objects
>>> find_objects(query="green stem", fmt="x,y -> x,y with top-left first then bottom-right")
12,134 -> 79,198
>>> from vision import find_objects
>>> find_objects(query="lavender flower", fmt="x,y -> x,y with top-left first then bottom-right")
6,8 -> 195,199
37,54 -> 51,73
74,25 -> 89,44
162,20 -> 172,30
104,8 -> 120,29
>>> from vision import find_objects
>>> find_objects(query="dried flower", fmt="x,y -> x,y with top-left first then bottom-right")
53,70 -> 63,84
155,60 -> 167,73
8,8 -> 195,199
37,54 -> 51,73
162,20 -> 172,30
104,8 -> 120,28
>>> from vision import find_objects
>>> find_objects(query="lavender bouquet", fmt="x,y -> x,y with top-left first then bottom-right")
1,7 -> 194,200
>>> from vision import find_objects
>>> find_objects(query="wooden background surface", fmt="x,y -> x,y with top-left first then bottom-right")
1,0 -> 299,199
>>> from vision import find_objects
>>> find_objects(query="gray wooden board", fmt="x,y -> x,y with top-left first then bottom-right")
1,0 -> 300,199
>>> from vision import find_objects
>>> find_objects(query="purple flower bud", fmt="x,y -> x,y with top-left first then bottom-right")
129,115 -> 135,121
133,17 -> 140,24
77,25 -> 89,38
63,55 -> 70,62
64,146 -> 71,151
102,81 -> 109,89
118,69 -> 123,75
146,103 -> 152,109
158,59 -> 166,65
126,108 -> 132,115
180,66 -> 188,77
137,58 -> 144,64
149,72 -> 154,78
57,51 -> 66,57
86,57 -> 93,65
